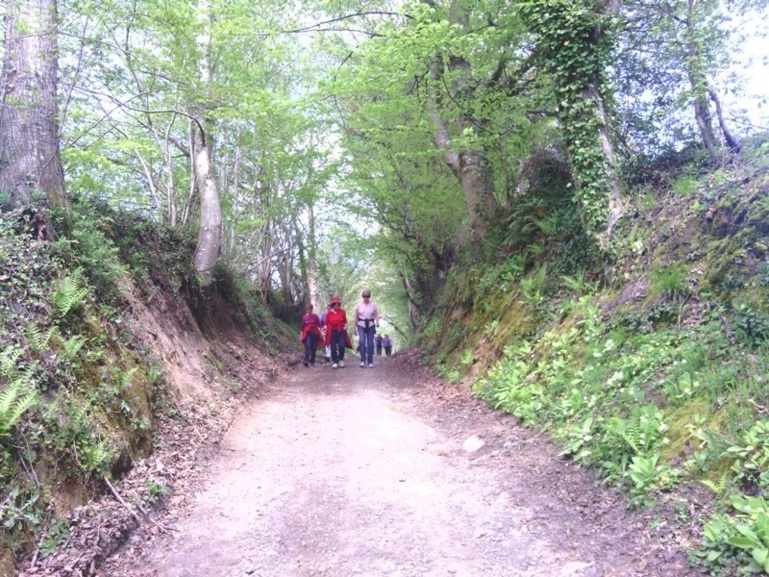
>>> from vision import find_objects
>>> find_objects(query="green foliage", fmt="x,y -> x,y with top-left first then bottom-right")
520,264 -> 548,306
444,145 -> 769,574
669,173 -> 699,197
0,347 -> 40,437
648,264 -> 689,301
628,453 -> 662,492
38,519 -> 70,559
477,256 -> 526,293
723,421 -> 769,491
733,302 -> 769,345
560,271 -> 597,297
50,202 -> 125,304
41,393 -> 115,475
518,0 -> 617,242
699,496 -> 769,575
0,202 -> 187,560
50,268 -> 89,318
143,479 -> 167,504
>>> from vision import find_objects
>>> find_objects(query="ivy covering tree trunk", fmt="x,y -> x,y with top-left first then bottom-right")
520,0 -> 623,247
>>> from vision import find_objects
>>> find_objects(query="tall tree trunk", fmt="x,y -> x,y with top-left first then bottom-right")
589,84 -> 623,237
685,0 -> 720,163
430,109 -> 495,240
521,0 -> 623,246
192,122 -> 222,284
0,0 -> 67,210
424,0 -> 497,242
307,203 -> 319,308
191,0 -> 222,284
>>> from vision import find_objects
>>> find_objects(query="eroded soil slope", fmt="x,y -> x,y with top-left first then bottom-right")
99,352 -> 703,577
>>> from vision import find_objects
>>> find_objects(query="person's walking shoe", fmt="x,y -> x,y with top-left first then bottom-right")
339,361 -> 345,368
360,362 -> 365,368
368,363 -> 374,367
332,363 -> 338,368
303,361 -> 308,367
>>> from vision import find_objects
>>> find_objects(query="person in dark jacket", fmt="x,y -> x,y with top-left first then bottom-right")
382,334 -> 393,356
300,303 -> 321,367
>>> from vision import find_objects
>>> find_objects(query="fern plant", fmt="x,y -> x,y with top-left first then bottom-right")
560,271 -> 595,296
0,347 -> 39,437
50,268 -> 89,318
520,264 -> 548,305
62,335 -> 87,360
26,323 -> 56,354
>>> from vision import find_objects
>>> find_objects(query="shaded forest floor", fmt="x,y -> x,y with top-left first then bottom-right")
75,350 -> 704,577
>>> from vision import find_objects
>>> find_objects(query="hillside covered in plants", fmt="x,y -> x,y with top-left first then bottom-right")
421,137 -> 769,575
0,202 -> 296,575
3,0 -> 769,575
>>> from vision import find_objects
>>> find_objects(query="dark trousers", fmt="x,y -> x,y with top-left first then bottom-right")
358,326 -> 375,364
376,343 -> 383,356
330,329 -> 346,363
304,333 -> 318,364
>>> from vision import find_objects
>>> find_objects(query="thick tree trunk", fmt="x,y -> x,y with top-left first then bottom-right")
431,112 -> 495,239
423,0 -> 497,241
521,0 -> 623,246
589,85 -> 623,237
0,0 -> 67,210
192,125 -> 222,284
191,0 -> 222,285
429,72 -> 496,240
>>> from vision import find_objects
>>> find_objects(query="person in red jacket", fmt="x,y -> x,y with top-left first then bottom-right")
324,295 -> 348,368
299,303 -> 321,367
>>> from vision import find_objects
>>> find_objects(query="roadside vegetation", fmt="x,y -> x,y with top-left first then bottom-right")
0,201 -> 292,571
422,136 -> 769,575
2,0 -> 769,575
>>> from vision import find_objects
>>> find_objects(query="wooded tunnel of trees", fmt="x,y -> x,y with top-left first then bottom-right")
3,0 -> 769,574
2,0 -> 766,332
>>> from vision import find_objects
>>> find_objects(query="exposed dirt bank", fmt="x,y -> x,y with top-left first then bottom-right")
95,351 -> 703,577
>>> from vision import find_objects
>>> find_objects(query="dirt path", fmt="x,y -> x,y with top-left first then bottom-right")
100,353 -> 704,577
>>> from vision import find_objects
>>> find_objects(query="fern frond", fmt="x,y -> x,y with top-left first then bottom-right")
26,323 -> 57,354
561,272 -> 586,295
50,268 -> 89,318
0,378 -> 39,436
62,335 -> 88,359
114,366 -> 138,390
0,346 -> 23,379
620,419 -> 642,455
701,471 -> 731,497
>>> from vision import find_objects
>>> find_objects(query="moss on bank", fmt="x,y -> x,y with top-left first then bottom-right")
0,200 -> 291,572
421,136 -> 769,575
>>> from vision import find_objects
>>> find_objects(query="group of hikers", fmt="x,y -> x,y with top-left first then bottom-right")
299,289 -> 393,368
